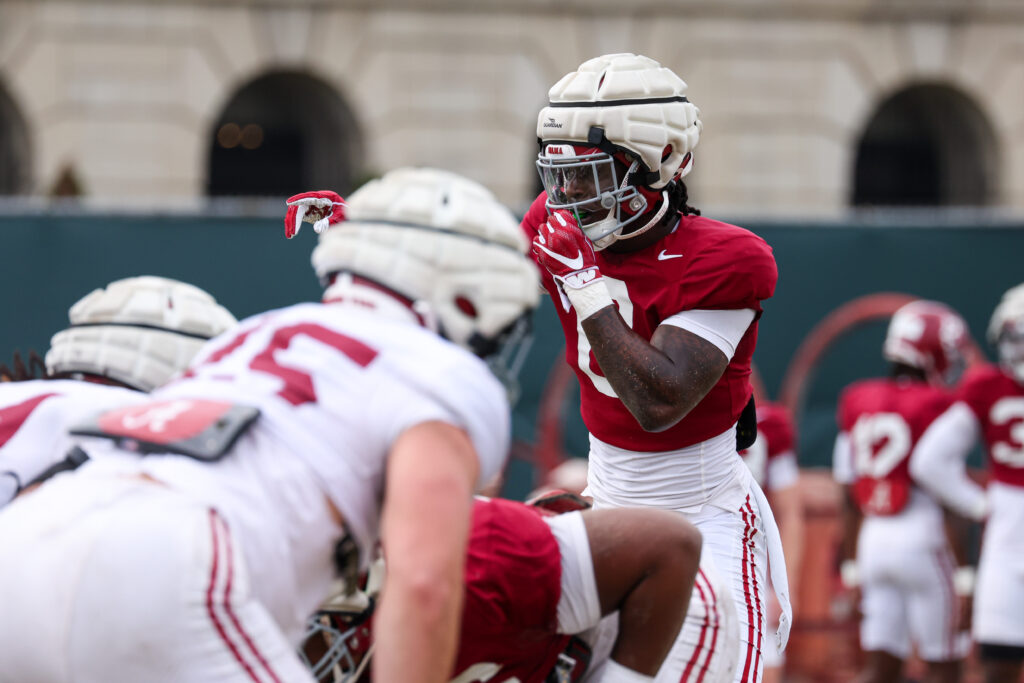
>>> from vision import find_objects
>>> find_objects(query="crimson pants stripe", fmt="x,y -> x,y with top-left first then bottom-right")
207,510 -> 262,683
745,499 -> 761,679
739,498 -> 763,683
680,569 -> 711,682
215,513 -> 284,683
695,569 -> 721,683
745,499 -> 764,680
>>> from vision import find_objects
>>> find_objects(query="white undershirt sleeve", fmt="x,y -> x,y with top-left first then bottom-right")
910,402 -> 988,521
660,308 -> 757,360
832,432 -> 854,485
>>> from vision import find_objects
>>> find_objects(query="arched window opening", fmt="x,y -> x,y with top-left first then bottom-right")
0,83 -> 31,195
207,72 -> 362,198
852,84 -> 996,207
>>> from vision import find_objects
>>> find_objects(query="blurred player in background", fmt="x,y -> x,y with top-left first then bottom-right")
0,275 -> 236,508
522,52 -> 789,683
913,283 -> 1024,683
738,402 -> 804,683
0,168 -> 539,683
305,493 -> 708,683
832,300 -> 973,683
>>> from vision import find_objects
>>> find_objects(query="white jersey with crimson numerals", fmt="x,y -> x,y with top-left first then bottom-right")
97,301 -> 511,642
0,379 -> 144,505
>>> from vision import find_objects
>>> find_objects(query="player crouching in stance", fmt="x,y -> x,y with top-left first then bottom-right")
0,168 -> 539,683
832,301 -> 974,683
0,275 -> 237,508
303,492 -> 720,683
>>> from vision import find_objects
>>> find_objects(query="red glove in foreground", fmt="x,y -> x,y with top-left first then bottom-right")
284,191 -> 347,239
531,210 -> 602,289
531,210 -> 613,320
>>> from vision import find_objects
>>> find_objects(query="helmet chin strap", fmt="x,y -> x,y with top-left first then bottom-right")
613,190 -> 670,242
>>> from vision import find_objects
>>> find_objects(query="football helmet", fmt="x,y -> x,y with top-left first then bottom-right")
299,559 -> 384,682
45,276 -> 237,391
988,283 -> 1024,384
535,53 -> 702,249
311,168 -> 540,398
882,300 -> 971,387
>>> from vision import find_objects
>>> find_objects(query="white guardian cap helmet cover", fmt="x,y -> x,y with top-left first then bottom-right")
312,168 -> 540,396
536,53 -> 702,249
989,283 -> 1024,384
46,276 -> 237,391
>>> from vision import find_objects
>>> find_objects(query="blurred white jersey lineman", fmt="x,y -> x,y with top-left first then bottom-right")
0,168 -> 540,683
0,275 -> 237,508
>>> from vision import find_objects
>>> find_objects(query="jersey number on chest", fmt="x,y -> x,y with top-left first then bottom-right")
990,397 -> 1024,467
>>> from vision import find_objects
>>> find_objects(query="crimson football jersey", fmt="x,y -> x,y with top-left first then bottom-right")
452,497 -> 567,683
956,363 -> 1024,487
837,378 -> 955,515
739,402 -> 795,490
522,193 -> 778,451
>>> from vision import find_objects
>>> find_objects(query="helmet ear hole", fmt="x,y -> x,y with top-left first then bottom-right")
454,296 -> 478,319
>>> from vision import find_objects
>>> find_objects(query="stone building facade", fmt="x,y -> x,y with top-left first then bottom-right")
1,0 -> 1022,218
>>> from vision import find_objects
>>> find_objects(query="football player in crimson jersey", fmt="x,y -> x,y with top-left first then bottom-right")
913,283 -> 1024,683
0,275 -> 237,508
0,168 -> 539,683
737,403 -> 804,683
524,53 -> 788,683
304,494 -> 708,683
832,301 -> 974,683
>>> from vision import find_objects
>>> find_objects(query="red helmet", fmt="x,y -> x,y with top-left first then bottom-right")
882,300 -> 971,387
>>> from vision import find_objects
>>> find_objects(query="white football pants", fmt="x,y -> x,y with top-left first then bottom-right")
0,473 -> 314,683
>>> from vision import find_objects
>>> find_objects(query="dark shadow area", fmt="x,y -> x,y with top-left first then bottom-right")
207,72 -> 363,198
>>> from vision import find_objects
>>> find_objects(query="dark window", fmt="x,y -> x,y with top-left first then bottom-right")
0,83 -> 31,195
207,72 -> 363,198
853,85 -> 996,207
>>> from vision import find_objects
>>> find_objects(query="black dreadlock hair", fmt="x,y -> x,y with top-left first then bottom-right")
666,179 -> 700,217
0,350 -> 47,382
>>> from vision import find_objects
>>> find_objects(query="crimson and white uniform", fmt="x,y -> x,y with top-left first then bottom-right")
914,363 -> 1024,647
832,378 -> 969,661
0,302 -> 510,683
523,194 -> 785,683
454,498 -> 738,683
453,497 -> 575,683
0,379 -> 144,507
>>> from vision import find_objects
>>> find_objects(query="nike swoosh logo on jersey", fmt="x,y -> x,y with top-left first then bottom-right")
536,243 -> 585,270
657,250 -> 684,260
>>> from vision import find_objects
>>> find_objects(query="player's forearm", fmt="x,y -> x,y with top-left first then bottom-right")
581,308 -> 719,432
373,573 -> 464,683
375,423 -> 477,682
911,403 -> 987,520
839,488 -> 861,562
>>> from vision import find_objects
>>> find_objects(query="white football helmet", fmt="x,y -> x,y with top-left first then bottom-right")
883,300 -> 971,387
311,168 -> 540,395
988,283 -> 1024,384
536,53 -> 702,249
46,276 -> 237,391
